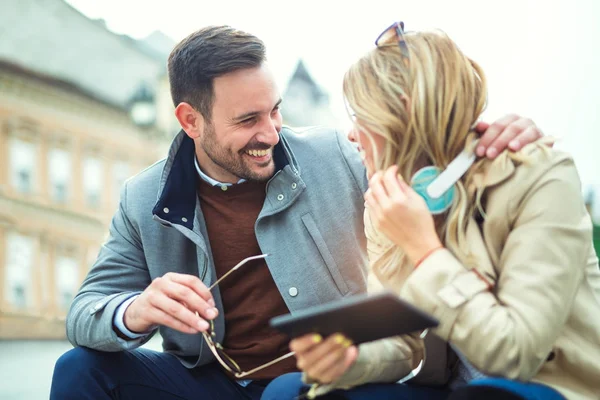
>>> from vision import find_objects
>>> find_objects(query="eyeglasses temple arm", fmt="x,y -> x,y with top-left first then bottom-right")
208,253 -> 269,290
234,351 -> 296,379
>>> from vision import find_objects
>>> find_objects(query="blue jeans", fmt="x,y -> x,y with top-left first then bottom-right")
50,347 -> 268,400
260,372 -> 566,400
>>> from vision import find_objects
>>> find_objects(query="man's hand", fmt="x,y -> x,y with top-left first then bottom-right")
291,333 -> 358,384
124,272 -> 218,334
475,114 -> 544,159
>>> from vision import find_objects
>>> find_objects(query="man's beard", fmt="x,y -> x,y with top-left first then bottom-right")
201,124 -> 276,182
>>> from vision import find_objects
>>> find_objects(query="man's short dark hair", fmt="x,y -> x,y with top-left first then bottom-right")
168,26 -> 266,122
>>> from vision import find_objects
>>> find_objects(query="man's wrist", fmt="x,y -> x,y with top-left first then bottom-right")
113,295 -> 152,339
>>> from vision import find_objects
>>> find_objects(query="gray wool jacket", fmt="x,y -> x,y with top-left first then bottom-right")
66,126 -> 369,368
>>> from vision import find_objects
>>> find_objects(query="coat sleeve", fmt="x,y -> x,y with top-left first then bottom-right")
66,182 -> 155,351
400,155 -> 592,380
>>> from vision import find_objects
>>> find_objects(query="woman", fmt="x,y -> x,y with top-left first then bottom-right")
261,23 -> 600,400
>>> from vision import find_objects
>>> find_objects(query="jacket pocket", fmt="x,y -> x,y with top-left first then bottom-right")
301,213 -> 349,295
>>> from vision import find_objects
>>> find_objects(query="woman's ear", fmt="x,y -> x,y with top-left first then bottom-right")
175,102 -> 205,140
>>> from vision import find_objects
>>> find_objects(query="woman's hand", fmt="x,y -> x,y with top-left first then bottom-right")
365,165 -> 443,265
290,333 -> 358,384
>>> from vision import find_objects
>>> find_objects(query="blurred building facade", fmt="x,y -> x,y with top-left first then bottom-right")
0,0 -> 175,339
282,60 -> 338,128
0,0 -> 338,339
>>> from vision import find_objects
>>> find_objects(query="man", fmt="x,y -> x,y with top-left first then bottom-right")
50,25 -> 544,400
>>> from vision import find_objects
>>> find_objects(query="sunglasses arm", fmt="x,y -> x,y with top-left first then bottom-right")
233,351 -> 296,379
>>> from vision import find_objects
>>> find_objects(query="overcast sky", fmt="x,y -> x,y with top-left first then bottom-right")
66,0 -> 600,188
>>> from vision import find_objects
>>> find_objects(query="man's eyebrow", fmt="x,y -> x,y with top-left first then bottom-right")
231,99 -> 282,123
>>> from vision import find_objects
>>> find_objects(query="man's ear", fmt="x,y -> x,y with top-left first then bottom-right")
175,102 -> 205,140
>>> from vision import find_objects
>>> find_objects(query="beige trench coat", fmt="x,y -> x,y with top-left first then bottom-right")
310,144 -> 600,400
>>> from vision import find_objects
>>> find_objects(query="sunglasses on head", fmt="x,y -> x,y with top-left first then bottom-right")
344,22 -> 410,123
375,21 -> 410,60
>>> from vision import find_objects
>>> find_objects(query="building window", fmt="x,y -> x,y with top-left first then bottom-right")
113,161 -> 130,204
4,232 -> 35,309
55,256 -> 79,310
83,157 -> 103,208
9,138 -> 37,194
13,285 -> 27,308
49,148 -> 72,203
39,247 -> 51,307
87,245 -> 100,271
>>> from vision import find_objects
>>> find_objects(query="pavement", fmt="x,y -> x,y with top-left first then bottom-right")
0,335 -> 163,400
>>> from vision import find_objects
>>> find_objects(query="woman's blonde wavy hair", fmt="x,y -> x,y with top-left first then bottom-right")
343,29 -> 489,282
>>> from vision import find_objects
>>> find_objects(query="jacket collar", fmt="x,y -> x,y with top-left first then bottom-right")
472,152 -> 516,192
471,137 -> 555,193
152,129 -> 297,229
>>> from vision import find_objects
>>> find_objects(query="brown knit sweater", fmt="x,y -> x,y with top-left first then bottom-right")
197,178 -> 298,380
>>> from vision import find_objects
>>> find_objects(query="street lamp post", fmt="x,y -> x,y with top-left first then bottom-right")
129,82 -> 156,128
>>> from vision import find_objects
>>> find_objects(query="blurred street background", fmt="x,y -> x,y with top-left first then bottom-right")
0,0 -> 599,398
0,335 -> 163,400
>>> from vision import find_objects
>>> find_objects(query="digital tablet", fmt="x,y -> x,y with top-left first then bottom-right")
269,291 -> 438,345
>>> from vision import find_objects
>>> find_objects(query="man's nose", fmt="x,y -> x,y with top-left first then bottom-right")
256,117 -> 280,146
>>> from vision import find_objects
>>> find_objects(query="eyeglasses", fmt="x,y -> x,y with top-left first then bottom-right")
196,254 -> 295,379
375,21 -> 410,60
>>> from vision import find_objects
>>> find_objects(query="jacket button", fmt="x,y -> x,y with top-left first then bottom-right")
163,207 -> 170,214
288,287 -> 298,297
291,183 -> 297,190
277,194 -> 284,201
181,217 -> 188,223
